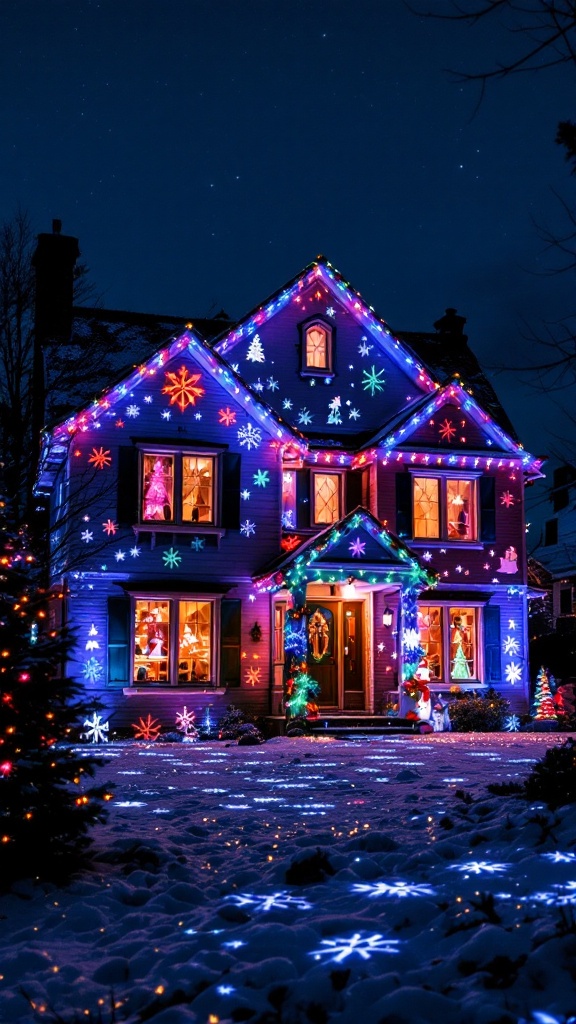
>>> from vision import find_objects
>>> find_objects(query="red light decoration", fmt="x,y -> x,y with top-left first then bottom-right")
162,366 -> 205,411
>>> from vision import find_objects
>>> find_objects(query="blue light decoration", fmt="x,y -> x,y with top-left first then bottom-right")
226,891 -> 313,911
449,860 -> 510,875
503,714 -> 521,732
351,880 -> 436,898
201,706 -> 214,737
82,712 -> 109,743
309,932 -> 401,962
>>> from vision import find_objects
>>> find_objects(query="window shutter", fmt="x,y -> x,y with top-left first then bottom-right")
220,598 -> 241,687
396,473 -> 413,539
483,604 -> 501,684
117,446 -> 139,524
346,470 -> 363,514
480,476 -> 496,542
296,469 -> 311,530
108,596 -> 131,685
221,453 -> 241,528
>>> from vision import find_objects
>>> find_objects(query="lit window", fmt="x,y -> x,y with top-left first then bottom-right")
306,325 -> 328,368
134,600 -> 170,683
140,450 -> 216,525
314,473 -> 340,524
413,475 -> 477,542
142,455 -> 174,522
417,605 -> 478,683
133,597 -> 213,686
182,456 -> 213,523
178,600 -> 211,683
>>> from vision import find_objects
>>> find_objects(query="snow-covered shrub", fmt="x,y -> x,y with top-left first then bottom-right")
237,722 -> 264,745
447,687 -> 510,732
524,737 -> 576,809
218,704 -> 249,739
285,714 -> 311,737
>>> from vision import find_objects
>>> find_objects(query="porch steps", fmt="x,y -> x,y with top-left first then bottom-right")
310,715 -> 420,737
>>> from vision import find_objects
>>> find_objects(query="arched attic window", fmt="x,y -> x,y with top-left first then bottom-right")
300,318 -> 334,376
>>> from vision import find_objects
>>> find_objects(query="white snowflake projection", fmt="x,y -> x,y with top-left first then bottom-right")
348,407 -> 360,420
402,627 -> 420,652
175,706 -> 197,736
237,423 -> 262,450
297,408 -> 313,426
541,852 -> 576,863
503,714 -> 521,732
310,932 -> 400,963
102,519 -> 118,536
327,396 -> 342,425
500,490 -> 515,508
114,549 -> 126,562
529,884 -> 576,907
194,412 -> 202,421
83,712 -> 109,743
162,546 -> 182,568
218,407 -> 237,426
362,365 -> 386,395
240,519 -> 256,537
126,404 -> 140,418
245,665 -> 261,686
503,635 -> 520,656
358,341 -> 372,356
241,489 -> 251,501
309,378 -> 316,386
81,530 -> 93,543
253,469 -> 270,487
422,551 -> 433,562
253,378 -> 264,392
190,536 -> 205,552
228,891 -> 312,912
505,661 -> 522,684
282,398 -> 293,410
82,657 -> 103,683
281,510 -> 294,529
130,546 -> 141,558
351,881 -> 435,898
161,410 -> 171,420
144,395 -> 153,403
349,536 -> 366,558
246,334 -> 265,362
508,618 -> 517,630
85,624 -> 100,651
266,376 -> 279,391
326,306 -> 336,318
450,860 -> 510,875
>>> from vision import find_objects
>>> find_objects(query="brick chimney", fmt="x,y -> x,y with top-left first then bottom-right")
433,308 -> 468,343
32,219 -> 80,343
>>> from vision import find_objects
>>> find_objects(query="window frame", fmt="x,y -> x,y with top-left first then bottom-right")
131,593 -> 221,688
137,444 -> 223,531
417,602 -> 484,686
411,470 -> 480,544
312,470 -> 342,525
299,317 -> 335,378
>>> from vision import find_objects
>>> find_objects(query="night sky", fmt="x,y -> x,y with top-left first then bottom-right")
1,0 -> 573,519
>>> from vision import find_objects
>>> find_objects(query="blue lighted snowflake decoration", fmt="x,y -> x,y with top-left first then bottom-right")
529,883 -> 576,906
253,469 -> 270,487
450,860 -> 510,875
503,635 -> 520,656
349,536 -> 366,558
227,891 -> 312,912
82,712 -> 109,742
162,546 -> 182,568
351,880 -> 436,898
362,365 -> 386,395
541,851 -> 576,863
82,657 -> 103,683
309,932 -> 400,963
237,423 -> 262,450
505,661 -> 522,684
503,714 -> 521,732
240,519 -> 256,537
190,536 -> 205,552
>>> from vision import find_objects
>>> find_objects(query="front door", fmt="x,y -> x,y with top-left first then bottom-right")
305,601 -> 365,709
307,603 -> 338,706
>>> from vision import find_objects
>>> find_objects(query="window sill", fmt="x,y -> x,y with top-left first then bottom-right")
411,541 -> 484,550
123,686 -> 227,695
132,524 -> 226,548
299,370 -> 335,380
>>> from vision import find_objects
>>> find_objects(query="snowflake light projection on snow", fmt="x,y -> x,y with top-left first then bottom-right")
240,520 -> 256,537
253,469 -> 270,487
126,404 -> 140,418
218,407 -> 237,426
88,447 -> 112,470
227,891 -> 312,912
162,366 -> 205,411
190,536 -> 205,552
83,712 -> 109,743
102,519 -> 118,536
438,418 -> 456,442
362,365 -> 386,395
450,860 -> 510,875
349,537 -> 366,558
529,883 -> 576,906
351,881 -> 436,898
505,661 -> 522,684
310,932 -> 400,963
162,546 -> 182,569
501,490 -> 515,508
503,635 -> 520,656
132,714 -> 162,740
245,665 -> 261,686
504,714 -> 521,732
542,852 -> 576,863
82,657 -> 103,683
175,706 -> 197,737
81,529 -> 93,543
237,423 -> 262,450
246,334 -> 265,362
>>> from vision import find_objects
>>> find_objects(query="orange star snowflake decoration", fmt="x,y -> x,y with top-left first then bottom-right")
132,714 -> 162,741
162,365 -> 205,411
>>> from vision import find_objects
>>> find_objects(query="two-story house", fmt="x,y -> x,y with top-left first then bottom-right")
36,232 -> 543,728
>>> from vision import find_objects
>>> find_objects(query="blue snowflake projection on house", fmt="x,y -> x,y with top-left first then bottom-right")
237,423 -> 262,450
82,712 -> 109,743
82,657 -> 103,683
253,469 -> 270,487
162,546 -> 182,569
504,714 -> 521,731
309,932 -> 400,962
226,891 -> 312,912
351,880 -> 436,898
362,365 -> 386,395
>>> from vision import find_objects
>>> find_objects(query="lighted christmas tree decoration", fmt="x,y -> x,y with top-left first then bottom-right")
532,666 -> 558,721
246,334 -> 265,362
162,365 -> 205,411
132,714 -> 162,740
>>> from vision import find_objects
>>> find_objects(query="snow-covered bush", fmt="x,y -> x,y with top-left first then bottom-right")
524,737 -> 576,809
447,687 -> 510,732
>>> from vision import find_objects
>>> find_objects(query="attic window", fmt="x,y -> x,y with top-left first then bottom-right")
301,320 -> 333,375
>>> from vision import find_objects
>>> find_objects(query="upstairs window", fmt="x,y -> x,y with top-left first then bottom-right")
300,319 -> 333,376
141,451 -> 214,524
413,474 -> 477,542
313,472 -> 340,524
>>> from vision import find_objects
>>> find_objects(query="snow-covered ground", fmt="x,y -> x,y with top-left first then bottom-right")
2,733 -> 576,1024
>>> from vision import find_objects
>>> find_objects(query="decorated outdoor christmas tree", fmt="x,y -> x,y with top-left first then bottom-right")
0,490 -> 112,885
532,666 -> 558,721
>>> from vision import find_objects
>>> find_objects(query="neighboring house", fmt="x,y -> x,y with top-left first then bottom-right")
530,464 -> 576,626
35,230 -> 543,727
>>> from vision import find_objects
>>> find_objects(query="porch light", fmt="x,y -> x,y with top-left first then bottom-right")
382,606 -> 394,628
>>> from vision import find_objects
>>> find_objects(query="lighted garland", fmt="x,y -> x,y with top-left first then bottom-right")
401,585 -> 426,702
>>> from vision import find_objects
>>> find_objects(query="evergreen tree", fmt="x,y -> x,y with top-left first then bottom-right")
532,666 -> 558,721
0,488 -> 112,886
